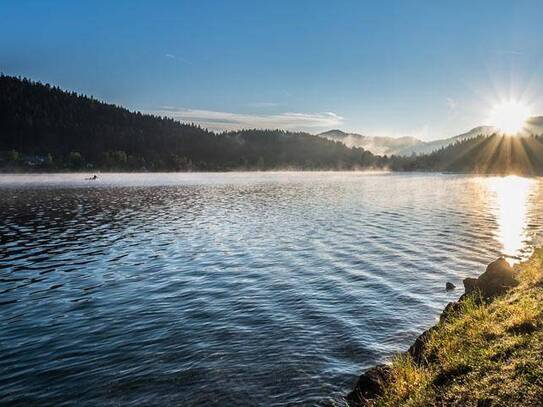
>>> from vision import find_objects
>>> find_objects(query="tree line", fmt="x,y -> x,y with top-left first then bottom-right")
2,74 -> 543,175
0,75 -> 385,171
390,133 -> 543,175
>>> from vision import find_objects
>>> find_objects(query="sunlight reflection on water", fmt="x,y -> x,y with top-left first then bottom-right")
483,176 -> 536,263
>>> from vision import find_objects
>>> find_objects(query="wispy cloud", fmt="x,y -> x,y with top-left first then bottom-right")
248,102 -> 279,108
164,53 -> 192,65
446,97 -> 457,110
494,49 -> 523,56
151,107 -> 344,132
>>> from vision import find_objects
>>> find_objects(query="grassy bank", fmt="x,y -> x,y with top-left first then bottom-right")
363,249 -> 543,406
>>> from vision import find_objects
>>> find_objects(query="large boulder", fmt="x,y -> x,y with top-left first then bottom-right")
346,364 -> 391,406
463,258 -> 518,299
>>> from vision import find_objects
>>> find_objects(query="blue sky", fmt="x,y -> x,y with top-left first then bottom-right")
2,0 -> 543,140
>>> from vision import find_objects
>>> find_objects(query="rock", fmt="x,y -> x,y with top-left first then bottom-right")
463,277 -> 479,295
479,257 -> 517,289
346,364 -> 391,406
463,258 -> 518,299
407,326 -> 438,364
446,282 -> 456,290
440,301 -> 461,322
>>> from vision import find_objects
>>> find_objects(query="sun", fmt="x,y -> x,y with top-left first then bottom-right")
488,100 -> 531,135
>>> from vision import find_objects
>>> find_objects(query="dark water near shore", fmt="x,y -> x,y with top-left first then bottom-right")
1,172 -> 542,406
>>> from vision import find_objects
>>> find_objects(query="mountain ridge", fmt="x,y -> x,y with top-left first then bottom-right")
319,119 -> 543,157
317,129 -> 422,156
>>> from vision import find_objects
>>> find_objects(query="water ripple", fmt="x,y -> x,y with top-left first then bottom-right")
0,172 -> 542,406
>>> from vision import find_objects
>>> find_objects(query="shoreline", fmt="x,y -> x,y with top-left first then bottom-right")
345,251 -> 543,406
0,170 -> 539,178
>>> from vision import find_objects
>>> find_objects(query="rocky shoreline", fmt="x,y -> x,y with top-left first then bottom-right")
345,257 -> 520,406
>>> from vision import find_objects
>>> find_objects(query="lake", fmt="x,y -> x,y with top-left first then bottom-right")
1,172 -> 542,406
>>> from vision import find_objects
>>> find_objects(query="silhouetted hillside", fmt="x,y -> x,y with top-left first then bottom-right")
393,133 -> 543,175
0,75 -> 383,171
2,75 -> 543,175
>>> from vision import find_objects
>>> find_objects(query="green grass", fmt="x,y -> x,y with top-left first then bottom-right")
372,248 -> 543,406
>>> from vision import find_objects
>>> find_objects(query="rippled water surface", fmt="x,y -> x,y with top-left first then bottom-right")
1,172 -> 542,406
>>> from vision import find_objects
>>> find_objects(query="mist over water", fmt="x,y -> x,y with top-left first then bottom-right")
1,172 -> 542,406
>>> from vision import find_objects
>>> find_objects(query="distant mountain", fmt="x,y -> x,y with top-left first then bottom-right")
525,116 -> 543,134
393,133 -> 543,175
317,130 -> 423,156
396,126 -> 496,156
321,119 -> 543,157
404,118 -> 543,156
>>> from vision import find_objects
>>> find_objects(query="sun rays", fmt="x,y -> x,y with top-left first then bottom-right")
439,132 -> 542,176
488,100 -> 532,135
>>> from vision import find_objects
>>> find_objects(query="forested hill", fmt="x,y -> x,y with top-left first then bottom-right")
393,133 -> 543,175
3,75 -> 543,175
0,75 -> 383,171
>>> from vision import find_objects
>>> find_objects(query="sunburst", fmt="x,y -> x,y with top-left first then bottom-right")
488,100 -> 531,135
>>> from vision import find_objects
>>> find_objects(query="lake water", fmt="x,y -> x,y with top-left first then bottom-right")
1,172 -> 542,406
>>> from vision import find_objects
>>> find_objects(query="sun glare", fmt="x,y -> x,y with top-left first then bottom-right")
488,100 -> 531,135
485,176 -> 535,263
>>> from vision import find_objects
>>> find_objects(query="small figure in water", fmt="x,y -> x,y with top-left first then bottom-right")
85,174 -> 98,181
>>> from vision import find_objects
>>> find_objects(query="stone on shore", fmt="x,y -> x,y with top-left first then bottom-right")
463,257 -> 518,299
346,364 -> 391,405
446,282 -> 456,290
408,326 -> 438,364
440,301 -> 461,322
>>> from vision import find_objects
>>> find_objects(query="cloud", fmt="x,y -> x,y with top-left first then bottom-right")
164,53 -> 192,65
151,107 -> 344,132
494,50 -> 523,56
446,97 -> 457,110
248,102 -> 279,108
